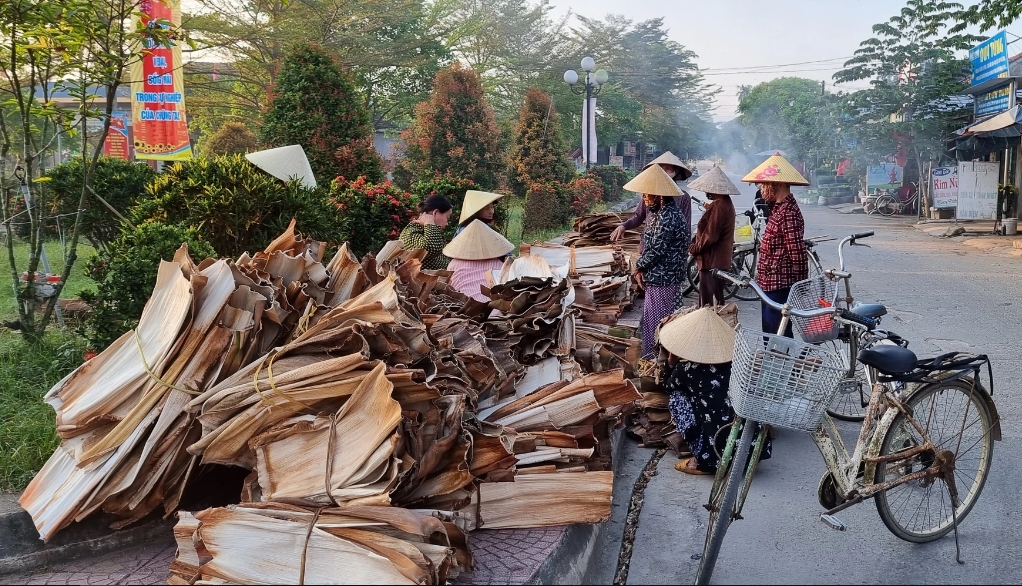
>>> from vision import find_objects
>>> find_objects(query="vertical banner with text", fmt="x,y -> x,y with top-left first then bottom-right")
130,0 -> 192,160
103,112 -> 132,160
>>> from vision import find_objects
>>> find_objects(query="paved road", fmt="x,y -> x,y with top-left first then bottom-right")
591,168 -> 1022,585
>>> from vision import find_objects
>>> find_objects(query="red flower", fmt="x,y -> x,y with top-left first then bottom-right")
83,349 -> 98,362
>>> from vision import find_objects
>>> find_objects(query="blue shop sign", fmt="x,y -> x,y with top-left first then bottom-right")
970,31 -> 1010,85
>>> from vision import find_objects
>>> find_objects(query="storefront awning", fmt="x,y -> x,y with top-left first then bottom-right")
967,105 -> 1022,134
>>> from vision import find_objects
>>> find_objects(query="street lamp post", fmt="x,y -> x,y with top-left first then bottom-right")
564,57 -> 608,171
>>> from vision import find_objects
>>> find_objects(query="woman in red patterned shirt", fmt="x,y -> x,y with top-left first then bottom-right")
741,153 -> 809,337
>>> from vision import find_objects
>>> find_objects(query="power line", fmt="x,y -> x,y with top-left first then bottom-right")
702,56 -> 854,73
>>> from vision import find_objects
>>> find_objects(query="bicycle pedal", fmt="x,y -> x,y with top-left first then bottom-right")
820,514 -> 847,531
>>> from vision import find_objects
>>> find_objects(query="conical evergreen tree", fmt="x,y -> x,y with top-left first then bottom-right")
508,87 -> 573,195
260,43 -> 383,182
397,63 -> 502,189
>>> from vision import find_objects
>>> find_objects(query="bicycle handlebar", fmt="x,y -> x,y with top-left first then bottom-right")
710,268 -> 838,319
838,231 -> 874,271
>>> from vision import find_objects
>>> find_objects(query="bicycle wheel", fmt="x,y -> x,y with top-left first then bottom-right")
684,256 -> 699,296
874,380 -> 994,542
876,195 -> 897,217
695,419 -> 757,585
824,332 -> 868,421
731,250 -> 759,301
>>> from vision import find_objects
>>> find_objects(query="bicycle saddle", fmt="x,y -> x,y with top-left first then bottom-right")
850,302 -> 887,319
857,344 -> 918,374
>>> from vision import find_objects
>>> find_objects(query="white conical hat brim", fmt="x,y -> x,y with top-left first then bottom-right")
623,164 -> 682,197
686,165 -> 741,195
658,307 -> 736,363
443,219 -> 514,260
459,190 -> 505,225
643,151 -> 692,179
245,145 -> 318,189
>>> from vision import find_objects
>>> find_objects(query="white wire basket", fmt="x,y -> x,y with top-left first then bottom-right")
786,275 -> 840,343
729,326 -> 847,432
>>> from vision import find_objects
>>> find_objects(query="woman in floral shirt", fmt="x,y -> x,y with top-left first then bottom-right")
399,195 -> 453,270
625,165 -> 688,359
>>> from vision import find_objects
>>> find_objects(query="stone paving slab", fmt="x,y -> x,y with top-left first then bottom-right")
0,538 -> 175,585
0,523 -> 591,585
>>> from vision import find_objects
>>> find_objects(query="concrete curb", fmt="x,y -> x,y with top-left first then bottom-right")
530,426 -> 624,585
910,221 -> 1022,258
0,494 -> 173,575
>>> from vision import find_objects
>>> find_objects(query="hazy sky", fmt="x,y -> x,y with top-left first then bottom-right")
546,0 -> 1022,122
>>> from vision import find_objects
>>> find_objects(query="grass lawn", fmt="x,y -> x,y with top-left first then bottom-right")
0,239 -> 97,321
0,329 -> 87,491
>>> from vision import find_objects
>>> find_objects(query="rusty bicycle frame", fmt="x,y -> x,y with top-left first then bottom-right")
699,232 -> 1000,585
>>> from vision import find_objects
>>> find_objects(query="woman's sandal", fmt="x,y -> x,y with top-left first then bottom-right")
674,457 -> 713,476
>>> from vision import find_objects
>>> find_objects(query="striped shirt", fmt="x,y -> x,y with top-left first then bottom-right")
449,258 -> 504,302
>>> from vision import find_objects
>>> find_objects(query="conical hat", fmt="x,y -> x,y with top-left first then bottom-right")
741,152 -> 808,186
658,307 -> 736,364
443,219 -> 514,261
459,190 -> 505,225
623,164 -> 683,197
245,145 -> 318,189
643,151 -> 692,180
686,165 -> 741,195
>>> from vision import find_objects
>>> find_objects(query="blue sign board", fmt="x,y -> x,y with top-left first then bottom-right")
970,31 -> 1010,85
976,84 -> 1013,115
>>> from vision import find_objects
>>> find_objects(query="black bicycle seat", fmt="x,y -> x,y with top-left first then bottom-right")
857,344 -> 918,374
850,302 -> 887,319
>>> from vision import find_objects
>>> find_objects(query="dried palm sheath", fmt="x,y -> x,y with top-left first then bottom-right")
563,212 -> 641,258
572,275 -> 633,325
170,503 -> 464,585
476,471 -> 613,529
575,323 -> 641,376
24,224 -> 639,578
517,243 -> 630,277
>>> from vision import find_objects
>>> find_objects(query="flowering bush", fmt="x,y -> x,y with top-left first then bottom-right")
331,176 -> 418,257
568,176 -> 604,217
585,166 -> 630,203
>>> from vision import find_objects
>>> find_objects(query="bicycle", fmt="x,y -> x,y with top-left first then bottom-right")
869,183 -> 919,217
693,232 -> 1000,585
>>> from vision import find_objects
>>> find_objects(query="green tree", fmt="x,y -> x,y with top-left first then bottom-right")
835,0 -> 979,194
46,157 -> 156,254
950,0 -> 1022,31
259,43 -> 383,183
737,77 -> 840,164
131,155 -> 339,258
202,121 -> 259,156
0,0 -> 175,340
508,88 -> 573,195
397,63 -> 503,189
183,0 -> 449,132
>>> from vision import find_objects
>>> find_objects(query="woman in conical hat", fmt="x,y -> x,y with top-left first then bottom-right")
456,190 -> 505,235
623,164 -> 688,361
658,307 -> 772,475
741,152 -> 809,338
610,151 -> 694,245
687,165 -> 740,307
443,219 -> 514,302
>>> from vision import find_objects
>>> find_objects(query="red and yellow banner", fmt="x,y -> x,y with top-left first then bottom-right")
129,0 -> 192,160
103,112 -> 132,160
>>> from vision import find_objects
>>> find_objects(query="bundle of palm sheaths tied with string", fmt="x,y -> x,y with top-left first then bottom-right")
20,220 -> 641,585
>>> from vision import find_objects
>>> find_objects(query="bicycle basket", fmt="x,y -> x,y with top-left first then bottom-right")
729,326 -> 846,432
786,275 -> 840,343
